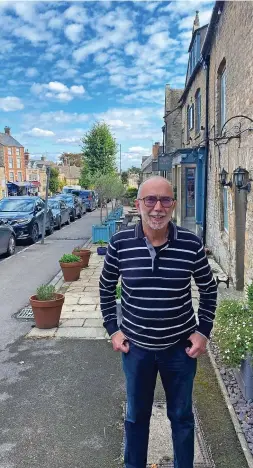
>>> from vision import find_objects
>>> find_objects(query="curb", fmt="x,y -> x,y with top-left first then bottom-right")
47,237 -> 92,293
207,345 -> 253,468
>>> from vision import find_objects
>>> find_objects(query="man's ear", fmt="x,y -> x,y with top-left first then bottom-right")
135,199 -> 140,211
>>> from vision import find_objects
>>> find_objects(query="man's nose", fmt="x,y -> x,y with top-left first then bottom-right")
154,199 -> 163,209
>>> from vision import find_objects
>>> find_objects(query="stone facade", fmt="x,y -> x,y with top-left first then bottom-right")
164,85 -> 182,155
205,1 -> 253,289
0,127 -> 25,184
0,167 -> 6,199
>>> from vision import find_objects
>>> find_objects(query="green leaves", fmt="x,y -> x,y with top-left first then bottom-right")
81,122 -> 117,176
49,167 -> 60,194
36,284 -> 56,301
59,253 -> 81,263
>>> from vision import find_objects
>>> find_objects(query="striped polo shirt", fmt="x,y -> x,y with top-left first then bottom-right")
99,221 -> 217,350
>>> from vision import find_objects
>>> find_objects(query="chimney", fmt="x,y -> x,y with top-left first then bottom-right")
152,142 -> 160,160
41,156 -> 46,161
4,126 -> 10,135
24,149 -> 30,167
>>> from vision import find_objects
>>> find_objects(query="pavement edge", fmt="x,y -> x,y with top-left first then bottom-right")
207,345 -> 253,468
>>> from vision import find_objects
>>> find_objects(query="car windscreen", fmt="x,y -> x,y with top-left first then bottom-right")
79,191 -> 90,199
48,200 -> 59,209
60,196 -> 73,204
0,199 -> 35,212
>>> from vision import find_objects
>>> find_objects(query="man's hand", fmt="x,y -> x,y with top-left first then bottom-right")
186,332 -> 207,358
111,331 -> 130,353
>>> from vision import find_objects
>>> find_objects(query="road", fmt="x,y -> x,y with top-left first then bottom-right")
0,208 -> 102,352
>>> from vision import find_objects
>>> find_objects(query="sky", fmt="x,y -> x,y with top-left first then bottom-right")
0,0 -> 214,171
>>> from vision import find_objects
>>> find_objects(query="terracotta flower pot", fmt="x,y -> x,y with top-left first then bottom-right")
30,293 -> 65,329
60,261 -> 82,282
72,249 -> 91,268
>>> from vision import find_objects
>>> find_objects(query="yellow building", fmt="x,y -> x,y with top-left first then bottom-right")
58,165 -> 81,186
0,167 -> 6,199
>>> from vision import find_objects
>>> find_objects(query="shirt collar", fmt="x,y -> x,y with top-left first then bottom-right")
135,219 -> 177,241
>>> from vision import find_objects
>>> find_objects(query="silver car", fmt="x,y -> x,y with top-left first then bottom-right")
0,221 -> 16,257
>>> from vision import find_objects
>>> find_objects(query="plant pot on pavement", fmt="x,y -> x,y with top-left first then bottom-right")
59,254 -> 82,282
97,246 -> 107,255
30,285 -> 65,329
72,249 -> 91,268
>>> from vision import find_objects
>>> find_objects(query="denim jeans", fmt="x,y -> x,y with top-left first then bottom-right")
122,340 -> 197,468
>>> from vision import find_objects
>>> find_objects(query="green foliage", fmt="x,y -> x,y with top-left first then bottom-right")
81,122 -> 117,176
173,186 -> 177,201
116,284 -> 121,299
125,187 -> 138,199
96,240 -> 107,246
246,282 -> 253,307
121,171 -> 128,185
59,253 -> 81,263
128,166 -> 141,175
49,167 -> 60,194
36,284 -> 56,301
79,159 -> 91,189
213,299 -> 253,367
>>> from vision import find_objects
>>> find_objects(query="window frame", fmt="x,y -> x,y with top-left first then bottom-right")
7,147 -> 12,156
8,156 -> 13,169
16,157 -> 21,169
9,171 -> 14,182
195,90 -> 201,134
17,171 -> 22,182
189,104 -> 194,130
220,68 -> 226,130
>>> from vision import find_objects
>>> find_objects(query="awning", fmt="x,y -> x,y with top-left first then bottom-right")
30,181 -> 41,187
7,182 -> 33,188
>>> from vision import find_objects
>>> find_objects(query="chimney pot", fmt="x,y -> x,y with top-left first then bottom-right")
4,126 -> 10,135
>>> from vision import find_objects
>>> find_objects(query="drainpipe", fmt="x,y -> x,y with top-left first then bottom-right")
202,54 -> 210,245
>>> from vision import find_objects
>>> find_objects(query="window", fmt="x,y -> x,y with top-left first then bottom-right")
17,157 -> 21,169
223,187 -> 229,232
220,68 -> 226,130
187,104 -> 194,134
7,147 -> 12,155
8,156 -> 13,168
17,172 -> 22,182
189,33 -> 200,75
195,90 -> 201,134
9,172 -> 14,182
16,148 -> 20,156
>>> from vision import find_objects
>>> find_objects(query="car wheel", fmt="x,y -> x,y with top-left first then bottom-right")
71,209 -> 76,222
30,223 -> 39,244
6,235 -> 16,256
47,218 -> 54,235
57,217 -> 62,230
77,209 -> 82,219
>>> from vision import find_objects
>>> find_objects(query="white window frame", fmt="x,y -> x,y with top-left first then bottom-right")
220,68 -> 226,130
16,148 -> 20,156
9,172 -> 14,182
17,172 -> 22,182
223,187 -> 229,233
17,157 -> 21,169
7,147 -> 12,155
8,156 -> 13,169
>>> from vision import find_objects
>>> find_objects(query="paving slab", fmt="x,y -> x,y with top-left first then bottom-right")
60,319 -> 85,327
61,310 -> 102,319
55,326 -> 106,339
26,328 -> 57,339
84,318 -> 104,327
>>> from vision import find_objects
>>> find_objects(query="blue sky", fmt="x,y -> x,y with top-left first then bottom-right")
0,0 -> 214,170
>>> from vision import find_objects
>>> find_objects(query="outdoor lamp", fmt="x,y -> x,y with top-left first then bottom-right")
219,168 -> 232,188
233,166 -> 251,192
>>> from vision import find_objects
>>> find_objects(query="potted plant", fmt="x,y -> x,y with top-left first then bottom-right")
59,253 -> 82,282
72,247 -> 91,268
30,284 -> 64,329
213,295 -> 253,399
96,240 -> 107,256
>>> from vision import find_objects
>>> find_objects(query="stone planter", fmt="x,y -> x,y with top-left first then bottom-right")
234,355 -> 253,400
30,293 -> 65,329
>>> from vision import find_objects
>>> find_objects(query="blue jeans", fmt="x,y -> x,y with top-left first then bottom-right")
122,340 -> 197,468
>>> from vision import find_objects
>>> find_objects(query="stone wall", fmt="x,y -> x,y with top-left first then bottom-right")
206,1 -> 253,289
164,85 -> 182,154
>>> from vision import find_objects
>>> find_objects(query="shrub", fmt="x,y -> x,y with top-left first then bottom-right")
96,240 -> 107,246
59,254 -> 81,263
213,299 -> 253,368
246,282 -> 253,308
116,284 -> 121,299
36,284 -> 56,301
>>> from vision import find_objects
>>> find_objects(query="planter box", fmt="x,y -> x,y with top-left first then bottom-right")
92,224 -> 110,243
97,246 -> 107,256
234,356 -> 253,400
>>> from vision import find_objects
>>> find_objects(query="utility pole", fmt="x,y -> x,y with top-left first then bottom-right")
41,166 -> 50,245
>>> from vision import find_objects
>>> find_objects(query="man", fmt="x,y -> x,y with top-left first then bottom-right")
99,176 -> 217,468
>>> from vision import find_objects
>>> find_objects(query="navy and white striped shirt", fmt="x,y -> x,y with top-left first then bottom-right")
99,221 -> 217,350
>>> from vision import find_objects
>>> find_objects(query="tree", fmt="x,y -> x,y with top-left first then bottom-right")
58,177 -> 67,192
49,167 -> 60,194
81,122 -> 117,175
79,160 -> 91,188
59,152 -> 82,167
128,166 -> 141,175
91,172 -> 112,223
121,171 -> 128,185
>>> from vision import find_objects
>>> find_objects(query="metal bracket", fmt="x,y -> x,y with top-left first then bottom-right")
216,276 -> 229,288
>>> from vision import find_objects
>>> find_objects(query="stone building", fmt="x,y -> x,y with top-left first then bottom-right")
140,142 -> 161,182
202,1 -> 253,290
58,165 -> 81,186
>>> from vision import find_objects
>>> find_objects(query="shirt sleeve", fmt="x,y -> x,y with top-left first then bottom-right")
99,237 -> 120,337
192,242 -> 217,338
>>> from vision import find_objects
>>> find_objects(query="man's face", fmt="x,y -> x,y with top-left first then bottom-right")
135,180 -> 176,231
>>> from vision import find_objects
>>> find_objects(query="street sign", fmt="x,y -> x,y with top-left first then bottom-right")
158,154 -> 173,171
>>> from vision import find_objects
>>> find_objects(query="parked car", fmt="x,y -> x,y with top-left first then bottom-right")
48,198 -> 71,230
0,196 -> 54,244
71,190 -> 97,211
0,221 -> 16,256
54,194 -> 84,221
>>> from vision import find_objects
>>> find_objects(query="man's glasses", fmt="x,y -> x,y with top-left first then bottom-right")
138,196 -> 175,208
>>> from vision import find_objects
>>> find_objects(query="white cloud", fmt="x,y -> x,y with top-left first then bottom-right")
14,25 -> 51,44
175,54 -> 189,65
73,38 -> 106,63
128,146 -> 149,153
31,81 -> 86,102
26,67 -> 38,78
26,128 -> 55,137
64,5 -> 88,24
178,9 -> 213,30
56,137 -> 81,144
48,16 -> 64,30
0,96 -> 24,112
65,23 -> 83,43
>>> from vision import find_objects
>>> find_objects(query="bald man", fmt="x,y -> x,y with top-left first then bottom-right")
99,176 -> 217,468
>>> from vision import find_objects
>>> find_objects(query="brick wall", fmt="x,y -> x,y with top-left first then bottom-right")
4,146 -> 26,183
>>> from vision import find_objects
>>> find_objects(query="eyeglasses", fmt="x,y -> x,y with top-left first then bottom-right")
138,196 -> 175,208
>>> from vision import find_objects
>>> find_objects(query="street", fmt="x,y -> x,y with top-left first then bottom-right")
0,208 -> 101,352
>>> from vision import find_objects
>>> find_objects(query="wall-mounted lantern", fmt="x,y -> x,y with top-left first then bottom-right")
233,166 -> 251,192
219,168 -> 232,187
